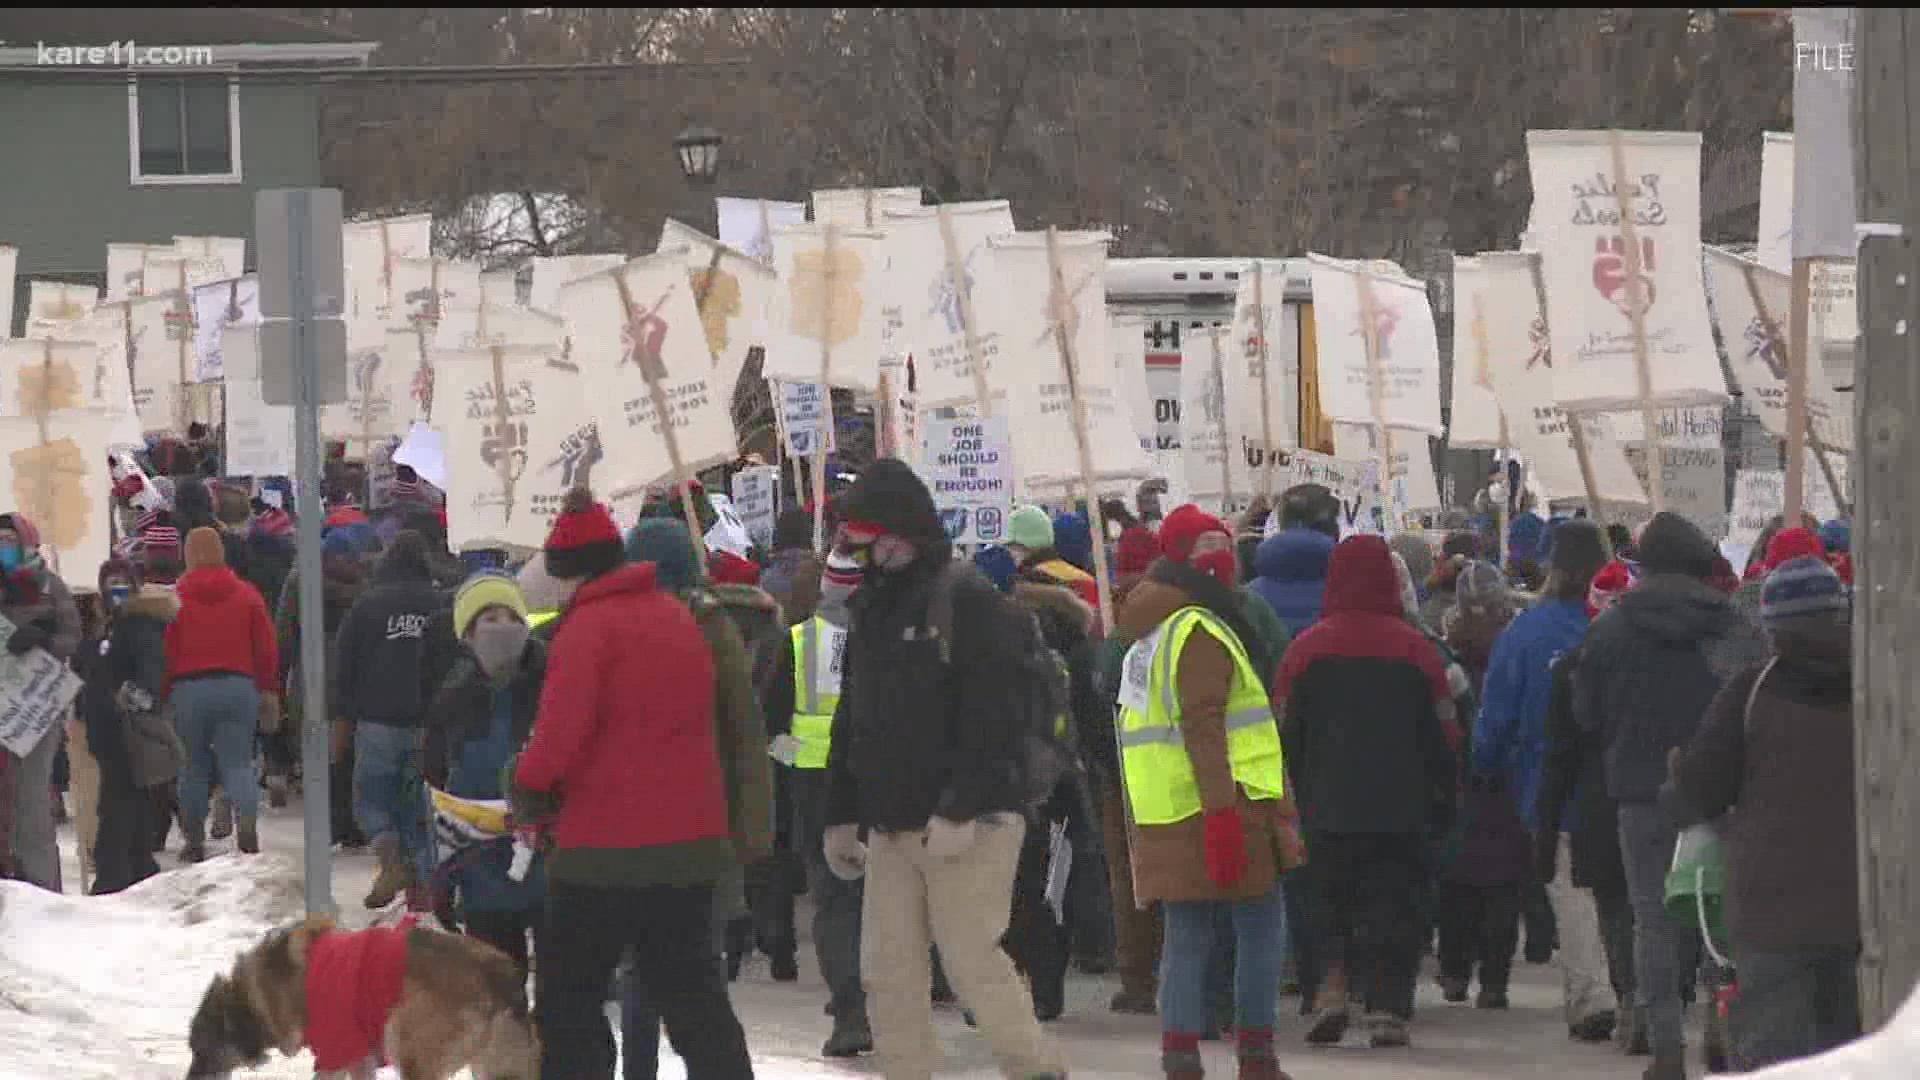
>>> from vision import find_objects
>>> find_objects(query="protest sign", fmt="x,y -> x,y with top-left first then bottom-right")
918,415 -> 1015,545
0,612 -> 84,758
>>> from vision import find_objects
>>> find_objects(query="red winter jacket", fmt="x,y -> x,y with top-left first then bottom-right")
514,563 -> 732,885
303,922 -> 412,1072
164,566 -> 278,695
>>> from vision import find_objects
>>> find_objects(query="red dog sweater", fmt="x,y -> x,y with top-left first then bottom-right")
303,919 -> 414,1071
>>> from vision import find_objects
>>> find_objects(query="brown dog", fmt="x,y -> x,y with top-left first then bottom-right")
185,914 -> 538,1079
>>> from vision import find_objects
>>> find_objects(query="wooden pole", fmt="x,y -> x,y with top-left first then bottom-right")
1206,325 -> 1235,513
1785,256 -> 1813,524
1608,129 -> 1666,513
33,340 -> 58,578
1854,6 -> 1920,1032
487,344 -> 517,524
1741,255 -> 1851,518
811,227 -> 838,554
1046,228 -> 1115,634
172,260 -> 192,435
1522,251 -> 1612,529
611,267 -> 709,567
1354,270 -> 1396,531
937,205 -> 995,420
1251,262 -> 1278,500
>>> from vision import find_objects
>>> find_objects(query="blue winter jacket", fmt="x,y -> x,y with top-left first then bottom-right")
1249,528 -> 1335,637
1470,597 -> 1590,830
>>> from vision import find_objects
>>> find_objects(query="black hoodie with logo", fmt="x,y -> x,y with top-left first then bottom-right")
332,537 -> 454,726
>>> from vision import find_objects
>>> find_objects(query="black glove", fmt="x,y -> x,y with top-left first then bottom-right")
6,624 -> 49,656
1532,829 -> 1560,885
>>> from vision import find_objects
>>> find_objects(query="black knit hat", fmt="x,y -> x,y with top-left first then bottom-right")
1635,511 -> 1717,579
839,459 -> 947,549
543,488 -> 626,581
771,508 -> 814,552
1548,519 -> 1608,578
1279,483 -> 1340,537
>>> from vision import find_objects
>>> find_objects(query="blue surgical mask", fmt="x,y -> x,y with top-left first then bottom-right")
108,585 -> 131,608
0,547 -> 22,572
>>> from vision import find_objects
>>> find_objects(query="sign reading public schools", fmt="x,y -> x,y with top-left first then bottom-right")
918,415 -> 1014,545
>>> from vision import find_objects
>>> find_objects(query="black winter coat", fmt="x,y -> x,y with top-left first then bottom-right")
422,640 -> 547,790
1536,642 -> 1626,894
826,556 -> 1037,834
332,571 -> 453,726
78,591 -> 175,789
1574,575 -> 1767,803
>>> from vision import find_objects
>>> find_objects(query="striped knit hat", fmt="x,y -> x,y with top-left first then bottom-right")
1760,556 -> 1850,622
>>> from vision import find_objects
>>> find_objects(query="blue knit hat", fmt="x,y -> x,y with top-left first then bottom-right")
1051,511 -> 1094,572
972,546 -> 1018,594
1818,519 -> 1850,554
624,518 -> 704,595
1760,556 -> 1849,621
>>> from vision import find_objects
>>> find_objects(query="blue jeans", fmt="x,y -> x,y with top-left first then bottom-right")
173,675 -> 260,833
353,721 -> 434,881
1160,882 -> 1289,1036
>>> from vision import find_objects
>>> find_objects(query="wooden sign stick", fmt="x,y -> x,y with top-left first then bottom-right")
612,268 -> 708,567
1252,262 -> 1278,500
1354,270 -> 1396,531
937,205 -> 995,421
1608,129 -> 1665,513
811,228 -> 838,554
1206,325 -> 1235,512
1046,228 -> 1115,634
1528,252 -> 1611,535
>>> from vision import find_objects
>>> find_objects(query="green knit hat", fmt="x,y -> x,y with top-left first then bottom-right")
1007,505 -> 1054,551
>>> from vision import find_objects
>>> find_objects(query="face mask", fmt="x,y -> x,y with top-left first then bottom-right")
107,585 -> 131,608
1194,548 -> 1238,588
0,547 -> 21,572
470,621 -> 530,678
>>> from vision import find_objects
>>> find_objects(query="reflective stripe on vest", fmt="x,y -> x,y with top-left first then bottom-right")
529,610 -> 559,631
1115,605 -> 1284,825
790,616 -> 846,770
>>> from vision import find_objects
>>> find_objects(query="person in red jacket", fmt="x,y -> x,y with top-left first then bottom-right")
509,488 -> 753,1079
164,528 -> 278,862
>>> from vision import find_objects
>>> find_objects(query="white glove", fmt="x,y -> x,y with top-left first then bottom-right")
823,823 -> 867,881
923,816 -> 978,860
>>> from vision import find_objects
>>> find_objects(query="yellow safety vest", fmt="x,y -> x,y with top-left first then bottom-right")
789,616 -> 847,770
1115,605 -> 1283,826
529,610 -> 560,632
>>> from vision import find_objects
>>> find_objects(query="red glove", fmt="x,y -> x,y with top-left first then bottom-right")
1203,808 -> 1249,889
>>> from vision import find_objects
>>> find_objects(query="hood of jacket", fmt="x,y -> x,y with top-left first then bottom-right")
1254,528 -> 1335,584
1014,579 -> 1094,645
837,459 -> 952,566
568,561 -> 661,614
177,565 -> 244,604
1322,535 -> 1404,618
1613,573 -> 1742,643
1388,533 -> 1436,592
1769,610 -> 1852,682
711,581 -> 783,637
1116,574 -> 1199,641
120,584 -> 180,623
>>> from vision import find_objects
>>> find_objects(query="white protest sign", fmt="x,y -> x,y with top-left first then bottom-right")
1305,255 -> 1445,435
887,201 -> 1019,408
190,275 -> 259,383
704,493 -> 754,558
918,415 -> 1015,545
0,245 -> 14,339
1628,443 -> 1728,540
1728,469 -> 1783,554
717,197 -> 806,264
763,224 -> 891,394
1525,130 -> 1728,411
730,465 -> 780,550
218,325 -> 294,478
0,612 -> 84,758
1447,256 -> 1507,449
779,381 -> 836,458
1703,247 -> 1851,450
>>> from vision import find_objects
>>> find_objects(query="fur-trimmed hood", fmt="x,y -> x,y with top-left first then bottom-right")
1013,579 -> 1094,638
121,584 -> 180,622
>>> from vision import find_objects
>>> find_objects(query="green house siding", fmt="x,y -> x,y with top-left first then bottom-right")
0,76 -> 324,278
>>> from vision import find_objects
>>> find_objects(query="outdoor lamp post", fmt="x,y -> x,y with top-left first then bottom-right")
674,124 -> 723,184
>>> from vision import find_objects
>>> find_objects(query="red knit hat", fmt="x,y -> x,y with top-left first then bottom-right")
1158,504 -> 1228,563
1115,526 -> 1159,577
707,550 -> 762,587
544,487 -> 624,581
1762,526 -> 1826,573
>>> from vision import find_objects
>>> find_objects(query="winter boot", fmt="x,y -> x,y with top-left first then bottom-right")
209,790 -> 233,840
1236,1029 -> 1293,1080
1437,974 -> 1470,1003
1162,1033 -> 1204,1080
1305,967 -> 1351,1045
364,834 -> 415,909
266,774 -> 290,809
1111,987 -> 1159,1015
236,816 -> 260,855
1475,986 -> 1510,1010
821,1009 -> 873,1058
1569,1010 -> 1616,1043
178,819 -> 208,865
769,948 -> 799,983
1618,1006 -> 1650,1055
1364,1013 -> 1410,1049
1642,1051 -> 1686,1080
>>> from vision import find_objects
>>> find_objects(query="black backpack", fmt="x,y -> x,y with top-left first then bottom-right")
925,561 -> 1074,812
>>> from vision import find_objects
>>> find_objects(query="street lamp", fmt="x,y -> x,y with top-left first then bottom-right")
673,125 -> 722,184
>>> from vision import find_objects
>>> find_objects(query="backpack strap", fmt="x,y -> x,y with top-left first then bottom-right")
1741,657 -> 1779,736
925,560 -> 974,667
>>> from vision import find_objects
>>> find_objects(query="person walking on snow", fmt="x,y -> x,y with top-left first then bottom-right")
333,531 -> 453,909
763,547 -> 875,1057
510,489 -> 754,1080
821,460 -> 1066,1080
163,527 -> 278,863
1115,514 -> 1303,1080
0,513 -> 82,888
1278,535 -> 1458,1050
79,560 -> 175,895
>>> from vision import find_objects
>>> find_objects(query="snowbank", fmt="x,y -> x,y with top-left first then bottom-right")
0,854 -> 309,1079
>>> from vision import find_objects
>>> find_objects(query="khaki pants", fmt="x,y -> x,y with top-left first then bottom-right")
1547,835 -> 1616,1025
64,714 -> 100,891
863,817 -> 1063,1080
